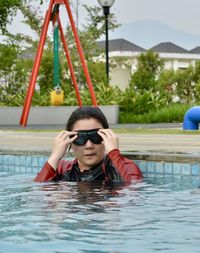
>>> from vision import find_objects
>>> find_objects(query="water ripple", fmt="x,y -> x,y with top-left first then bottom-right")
0,173 -> 200,253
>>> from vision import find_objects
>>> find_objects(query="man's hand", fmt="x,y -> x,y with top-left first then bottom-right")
98,129 -> 119,154
48,131 -> 77,170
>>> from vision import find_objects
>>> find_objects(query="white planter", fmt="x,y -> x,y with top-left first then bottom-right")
0,105 -> 119,126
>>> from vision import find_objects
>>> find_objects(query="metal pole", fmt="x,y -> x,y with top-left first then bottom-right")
53,10 -> 60,87
103,6 -> 110,83
105,13 -> 109,82
76,0 -> 79,31
20,0 -> 54,126
58,17 -> 83,106
63,0 -> 98,106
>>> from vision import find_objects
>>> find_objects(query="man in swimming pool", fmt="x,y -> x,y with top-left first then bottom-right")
34,106 -> 143,183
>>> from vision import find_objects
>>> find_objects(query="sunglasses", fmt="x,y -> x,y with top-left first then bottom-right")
72,128 -> 103,146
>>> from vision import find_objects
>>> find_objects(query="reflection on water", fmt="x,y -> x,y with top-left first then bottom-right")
0,173 -> 200,253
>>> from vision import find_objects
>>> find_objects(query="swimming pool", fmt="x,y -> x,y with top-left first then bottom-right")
1,155 -> 200,253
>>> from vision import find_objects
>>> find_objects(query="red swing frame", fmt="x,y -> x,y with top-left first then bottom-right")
20,0 -> 97,127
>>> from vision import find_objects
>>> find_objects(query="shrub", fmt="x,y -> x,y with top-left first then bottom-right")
119,103 -> 192,123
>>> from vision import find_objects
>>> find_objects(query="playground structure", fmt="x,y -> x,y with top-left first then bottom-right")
20,0 -> 97,127
183,106 -> 200,130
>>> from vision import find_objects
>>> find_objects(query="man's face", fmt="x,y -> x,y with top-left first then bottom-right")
71,118 -> 105,172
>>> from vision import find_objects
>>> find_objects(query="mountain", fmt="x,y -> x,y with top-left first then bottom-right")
107,20 -> 200,51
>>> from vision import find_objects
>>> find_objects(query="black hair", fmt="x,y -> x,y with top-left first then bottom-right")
66,106 -> 109,131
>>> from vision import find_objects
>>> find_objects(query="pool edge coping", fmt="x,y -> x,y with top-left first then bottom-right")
1,149 -> 200,163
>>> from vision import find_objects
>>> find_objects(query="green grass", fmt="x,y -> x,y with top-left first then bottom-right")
113,128 -> 200,134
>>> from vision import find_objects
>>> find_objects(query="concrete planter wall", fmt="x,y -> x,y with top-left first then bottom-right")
0,105 -> 119,126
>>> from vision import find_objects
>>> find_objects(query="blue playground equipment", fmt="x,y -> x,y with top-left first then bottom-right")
183,106 -> 200,130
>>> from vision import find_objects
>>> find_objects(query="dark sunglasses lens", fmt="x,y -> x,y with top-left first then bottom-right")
72,130 -> 103,145
73,134 -> 87,146
90,132 -> 103,144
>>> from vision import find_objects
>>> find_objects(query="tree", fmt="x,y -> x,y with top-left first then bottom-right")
130,50 -> 164,92
174,66 -> 195,103
0,0 -> 45,34
192,61 -> 200,102
0,43 -> 33,105
0,0 -> 21,34
158,69 -> 176,103
83,5 -> 120,40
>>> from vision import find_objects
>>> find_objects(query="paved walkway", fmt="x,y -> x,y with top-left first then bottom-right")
0,124 -> 199,156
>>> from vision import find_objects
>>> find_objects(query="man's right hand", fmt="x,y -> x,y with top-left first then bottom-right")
48,131 -> 77,170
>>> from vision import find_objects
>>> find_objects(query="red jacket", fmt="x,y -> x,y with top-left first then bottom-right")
34,149 -> 143,183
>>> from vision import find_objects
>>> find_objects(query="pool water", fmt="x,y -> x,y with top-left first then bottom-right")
0,172 -> 200,253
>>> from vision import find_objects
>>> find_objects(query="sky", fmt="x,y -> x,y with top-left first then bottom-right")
75,0 -> 200,35
3,0 -> 200,44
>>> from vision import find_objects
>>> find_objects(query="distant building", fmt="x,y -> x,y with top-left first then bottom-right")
96,39 -> 146,90
190,46 -> 200,54
150,42 -> 200,70
97,39 -> 200,90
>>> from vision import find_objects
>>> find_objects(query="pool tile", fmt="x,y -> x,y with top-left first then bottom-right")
146,173 -> 156,178
172,163 -> 181,175
181,163 -> 191,176
22,166 -> 29,173
191,163 -> 200,176
15,166 -> 21,173
8,155 -> 14,165
164,162 -> 173,174
172,174 -> 182,179
164,173 -> 173,178
191,178 -> 200,186
147,161 -> 156,173
25,157 -> 32,167
20,156 -> 26,166
3,165 -> 9,171
38,157 -> 47,167
16,156 -> 22,166
1,155 -> 200,180
155,162 -> 164,174
33,167 -> 40,174
137,161 -> 147,174
32,157 -> 38,167
3,156 -> 9,165
155,173 -> 164,178
25,167 -> 33,173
